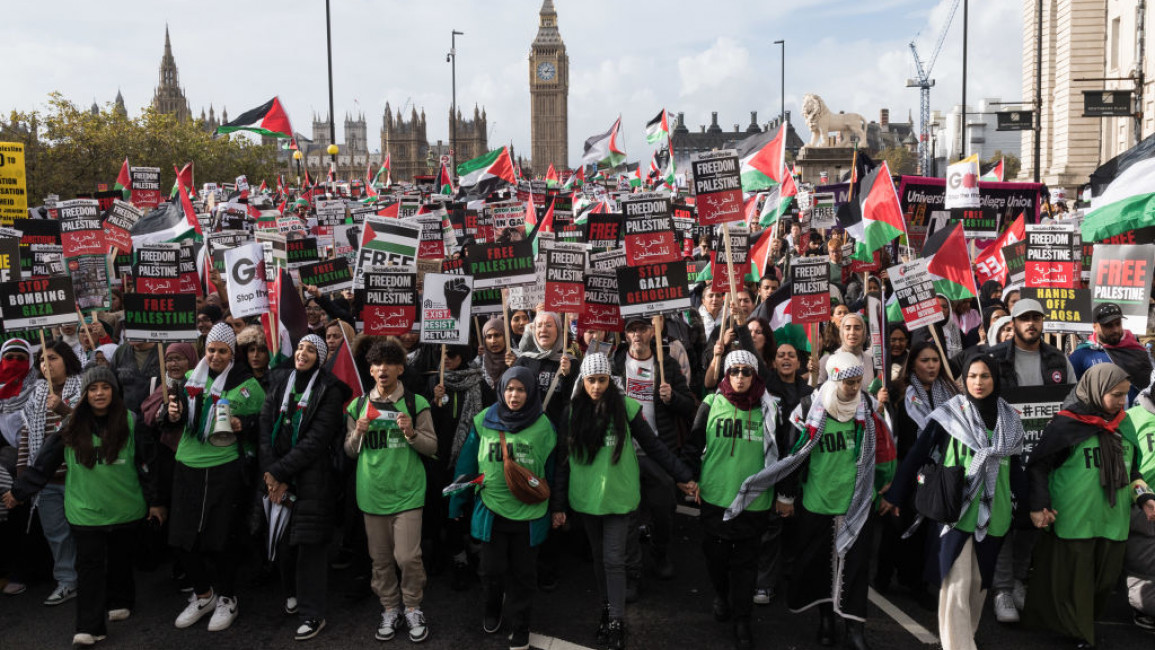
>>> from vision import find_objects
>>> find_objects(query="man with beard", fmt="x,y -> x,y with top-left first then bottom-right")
1070,302 -> 1153,404
986,299 -> 1075,389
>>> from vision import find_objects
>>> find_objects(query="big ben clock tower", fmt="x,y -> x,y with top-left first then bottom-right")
529,0 -> 568,173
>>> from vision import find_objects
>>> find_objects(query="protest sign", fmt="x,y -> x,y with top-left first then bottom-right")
616,261 -> 692,318
589,249 -> 627,272
623,194 -> 678,266
130,167 -> 161,210
223,242 -> 268,319
973,214 -> 1026,286
58,199 -> 106,258
954,207 -> 1000,239
1020,287 -> 1091,334
287,237 -> 320,269
0,142 -> 28,225
790,256 -> 831,324
122,293 -> 198,342
544,242 -> 586,312
69,255 -> 110,312
810,192 -> 837,230
11,219 -> 57,279
1025,224 -> 1079,289
315,199 -> 346,226
419,273 -> 473,345
465,240 -> 536,289
582,272 -> 622,331
888,258 -> 945,330
256,232 -> 288,283
710,225 -> 750,293
0,277 -> 78,330
691,150 -> 743,225
1003,240 -> 1026,286
177,239 -> 200,296
898,176 -> 1041,250
359,267 -> 418,336
507,257 -> 547,310
0,233 -> 20,282
415,212 -> 448,259
357,217 -> 419,270
133,243 -> 180,294
1089,244 -> 1155,334
103,200 -> 142,254
491,201 -> 526,241
297,258 -> 353,293
944,156 -> 980,210
1009,385 -> 1069,464
472,287 -> 504,316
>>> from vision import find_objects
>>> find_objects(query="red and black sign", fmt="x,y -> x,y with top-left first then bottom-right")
298,258 -> 354,293
789,256 -> 831,324
1003,240 -> 1026,286
587,213 -> 622,249
616,261 -> 692,319
0,276 -> 79,331
287,237 -> 320,269
130,167 -> 162,210
709,226 -> 750,293
441,256 -> 465,275
581,272 -> 622,331
58,199 -> 106,258
12,218 -> 62,280
122,293 -> 199,342
623,194 -> 679,266
465,240 -> 536,289
1089,244 -> 1155,333
358,269 -> 417,336
544,242 -> 586,313
103,200 -> 142,254
1025,224 -> 1078,289
691,150 -> 743,226
133,243 -> 180,294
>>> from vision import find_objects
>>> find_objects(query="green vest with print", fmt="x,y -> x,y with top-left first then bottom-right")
698,393 -> 771,511
943,431 -> 1012,537
1049,426 -> 1138,541
802,417 -> 860,515
348,393 -> 430,516
1121,405 -> 1155,485
567,398 -> 642,516
472,407 -> 556,522
175,373 -> 266,469
65,413 -> 147,527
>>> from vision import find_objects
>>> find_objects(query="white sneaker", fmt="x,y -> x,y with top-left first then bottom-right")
175,591 -> 217,628
994,591 -> 1020,623
207,596 -> 238,632
44,583 -> 77,606
376,607 -> 401,641
107,608 -> 131,622
284,597 -> 299,615
1012,580 -> 1027,611
405,607 -> 429,643
71,633 -> 107,646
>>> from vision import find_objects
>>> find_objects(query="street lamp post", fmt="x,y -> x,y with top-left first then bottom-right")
325,0 -> 336,171
960,0 -> 969,160
448,30 -> 464,170
774,40 -> 785,127
293,149 -> 302,187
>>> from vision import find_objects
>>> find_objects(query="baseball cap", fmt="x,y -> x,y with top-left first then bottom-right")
624,317 -> 651,331
1092,302 -> 1123,325
1011,298 -> 1045,319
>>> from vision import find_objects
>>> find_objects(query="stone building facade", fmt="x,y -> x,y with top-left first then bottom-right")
529,0 -> 569,174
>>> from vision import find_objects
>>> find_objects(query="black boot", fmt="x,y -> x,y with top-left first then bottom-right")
817,604 -> 836,647
606,618 -> 626,650
844,620 -> 870,650
733,617 -> 753,650
713,595 -> 733,622
596,603 -> 610,644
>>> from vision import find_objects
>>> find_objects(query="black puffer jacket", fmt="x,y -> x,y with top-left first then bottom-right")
259,367 -> 351,546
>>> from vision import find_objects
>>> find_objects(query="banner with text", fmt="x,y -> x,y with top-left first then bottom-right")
122,293 -> 198,342
691,150 -> 743,225
419,273 -> 473,345
1089,244 -> 1155,335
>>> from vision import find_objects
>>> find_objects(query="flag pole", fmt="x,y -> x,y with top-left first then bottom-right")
929,325 -> 956,384
501,288 -> 512,356
810,322 -> 819,387
158,342 -> 169,406
652,315 -> 666,383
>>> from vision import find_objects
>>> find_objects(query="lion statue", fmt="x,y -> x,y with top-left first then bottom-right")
802,94 -> 867,148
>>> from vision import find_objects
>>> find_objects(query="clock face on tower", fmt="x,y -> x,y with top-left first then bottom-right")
536,61 -> 556,81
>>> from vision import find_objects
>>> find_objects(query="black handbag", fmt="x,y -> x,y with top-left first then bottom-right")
913,438 -> 966,524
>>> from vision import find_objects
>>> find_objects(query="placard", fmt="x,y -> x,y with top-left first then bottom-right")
623,194 -> 678,266
616,261 -> 692,318
130,167 -> 162,210
122,293 -> 198,342
491,201 -> 527,241
103,200 -> 143,254
582,272 -> 622,331
359,267 -> 418,336
415,212 -> 447,260
691,150 -> 743,225
1003,240 -> 1026,286
953,207 -> 1000,239
710,224 -> 750,293
1089,244 -> 1155,335
544,242 -> 586,312
177,239 -> 201,296
0,277 -> 78,330
58,199 -> 106,258
287,237 -> 320,269
69,255 -> 110,312
314,199 -> 346,226
1008,385 -> 1070,464
507,257 -> 547,310
0,142 -> 28,225
1025,224 -> 1079,288
355,217 -> 420,288
810,192 -> 837,230
1020,287 -> 1092,334
133,243 -> 181,294
790,256 -> 831,324
944,157 -> 980,210
419,273 -> 473,345
0,234 -> 20,282
297,258 -> 353,293
888,258 -> 945,330
465,240 -> 536,289
256,232 -> 288,283
223,242 -> 269,319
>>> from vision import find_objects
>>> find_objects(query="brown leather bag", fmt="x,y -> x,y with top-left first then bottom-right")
499,430 -> 550,505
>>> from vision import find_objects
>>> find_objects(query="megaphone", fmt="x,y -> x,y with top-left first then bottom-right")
208,398 -> 237,447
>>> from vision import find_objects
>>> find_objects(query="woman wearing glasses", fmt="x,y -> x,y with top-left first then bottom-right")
683,350 -> 780,650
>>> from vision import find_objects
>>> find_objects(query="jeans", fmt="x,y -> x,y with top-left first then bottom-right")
992,528 -> 1036,593
39,484 -> 77,588
583,513 -> 630,619
72,525 -> 136,636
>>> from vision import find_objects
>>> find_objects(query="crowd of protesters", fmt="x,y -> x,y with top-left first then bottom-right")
2,211 -> 1155,650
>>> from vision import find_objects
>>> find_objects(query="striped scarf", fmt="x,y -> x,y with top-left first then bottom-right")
904,376 -> 956,430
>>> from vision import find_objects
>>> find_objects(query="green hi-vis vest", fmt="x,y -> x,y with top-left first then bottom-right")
175,374 -> 266,469
567,398 -> 642,516
65,413 -> 146,527
943,431 -> 1012,537
1049,427 -> 1138,541
802,417 -> 860,515
472,408 -> 556,522
348,393 -> 430,516
1121,405 -> 1155,485
698,394 -> 771,511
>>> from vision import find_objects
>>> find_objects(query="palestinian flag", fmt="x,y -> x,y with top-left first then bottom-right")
176,178 -> 203,240
545,163 -> 559,187
442,473 -> 485,497
330,325 -> 364,406
114,158 -> 131,200
973,213 -> 1026,286
1082,137 -> 1155,242
437,161 -> 453,195
736,124 -> 785,191
661,148 -> 677,191
373,155 -> 392,187
170,162 -> 194,198
922,222 -> 978,301
644,109 -> 670,145
758,182 -> 795,227
214,96 -> 293,139
581,116 -> 626,167
562,165 -> 584,191
456,147 -> 516,197
980,158 -> 1004,182
851,161 -> 905,262
748,226 -> 774,279
271,268 -> 309,365
752,282 -> 811,353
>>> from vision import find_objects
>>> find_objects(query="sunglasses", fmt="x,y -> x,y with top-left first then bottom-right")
727,367 -> 754,378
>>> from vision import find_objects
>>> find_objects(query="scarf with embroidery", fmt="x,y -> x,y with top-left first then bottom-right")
184,359 -> 233,442
270,368 -> 320,448
445,366 -> 485,464
904,376 -> 958,431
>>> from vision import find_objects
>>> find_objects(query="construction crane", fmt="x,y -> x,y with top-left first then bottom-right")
908,0 -> 962,175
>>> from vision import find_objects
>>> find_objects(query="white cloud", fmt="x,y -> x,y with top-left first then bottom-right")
677,38 -> 753,97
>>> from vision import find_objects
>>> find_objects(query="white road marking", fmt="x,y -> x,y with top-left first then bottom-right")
676,504 -> 700,517
529,632 -> 597,650
868,587 -> 939,645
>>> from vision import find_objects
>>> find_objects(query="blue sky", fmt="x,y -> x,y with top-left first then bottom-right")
1,0 -> 1022,166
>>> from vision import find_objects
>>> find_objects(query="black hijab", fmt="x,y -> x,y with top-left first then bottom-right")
979,280 -> 1004,310
960,353 -> 1000,430
484,366 -> 543,433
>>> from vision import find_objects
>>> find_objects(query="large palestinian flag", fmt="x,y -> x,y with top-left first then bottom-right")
215,97 -> 293,138
736,124 -> 785,192
581,116 -> 626,168
850,161 -> 905,262
754,282 -> 811,353
456,147 -> 516,197
644,109 -> 670,145
1082,134 -> 1155,242
922,222 -> 978,301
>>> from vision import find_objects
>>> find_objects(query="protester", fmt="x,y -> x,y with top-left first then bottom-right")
479,317 -> 513,397
814,313 -> 876,385
235,325 -> 271,387
1023,364 -> 1155,647
107,341 -> 161,416
1121,369 -> 1155,630
514,311 -> 574,423
508,310 -> 532,350
1070,302 -> 1153,403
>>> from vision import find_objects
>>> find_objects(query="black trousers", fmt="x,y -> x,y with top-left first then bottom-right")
480,516 -> 538,631
626,455 -> 677,574
179,546 -> 240,598
72,524 -> 138,636
755,513 -> 784,591
788,503 -> 873,621
702,532 -> 761,621
277,539 -> 329,621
